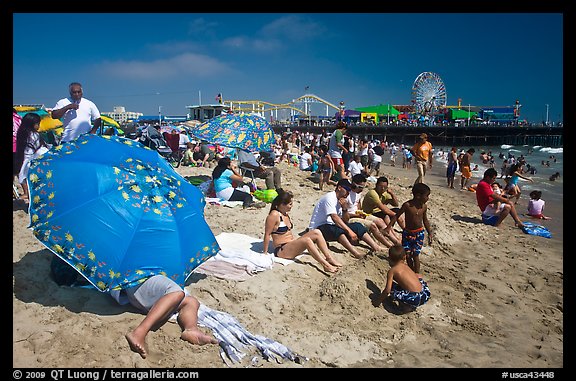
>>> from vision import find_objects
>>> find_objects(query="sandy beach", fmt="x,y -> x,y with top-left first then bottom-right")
13,157 -> 563,368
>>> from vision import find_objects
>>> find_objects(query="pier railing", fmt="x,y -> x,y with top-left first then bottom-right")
271,123 -> 563,147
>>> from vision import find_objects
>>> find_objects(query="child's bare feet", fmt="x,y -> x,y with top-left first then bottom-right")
181,328 -> 218,345
125,331 -> 148,359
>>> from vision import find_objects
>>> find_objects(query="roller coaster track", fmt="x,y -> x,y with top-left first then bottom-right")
226,93 -> 342,116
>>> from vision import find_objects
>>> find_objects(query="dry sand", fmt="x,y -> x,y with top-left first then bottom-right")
13,158 -> 563,368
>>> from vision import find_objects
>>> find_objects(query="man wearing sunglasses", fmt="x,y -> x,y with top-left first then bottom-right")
343,174 -> 402,248
361,176 -> 406,230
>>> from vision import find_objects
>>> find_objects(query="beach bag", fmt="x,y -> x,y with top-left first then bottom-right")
253,189 -> 278,203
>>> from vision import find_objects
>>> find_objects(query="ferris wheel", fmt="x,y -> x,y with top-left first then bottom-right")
411,72 -> 447,115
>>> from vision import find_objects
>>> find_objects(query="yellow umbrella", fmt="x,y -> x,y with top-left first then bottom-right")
100,115 -> 120,128
14,106 -> 39,112
38,113 -> 63,132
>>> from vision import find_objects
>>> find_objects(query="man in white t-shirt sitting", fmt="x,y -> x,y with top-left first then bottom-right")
308,179 -> 383,259
299,146 -> 313,171
347,154 -> 365,177
237,149 -> 282,189
51,82 -> 101,142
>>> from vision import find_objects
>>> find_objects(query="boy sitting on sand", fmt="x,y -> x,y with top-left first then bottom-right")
372,245 -> 431,311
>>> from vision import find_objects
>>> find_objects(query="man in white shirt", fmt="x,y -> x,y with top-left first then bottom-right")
347,154 -> 365,177
237,149 -> 282,189
308,179 -> 383,259
344,174 -> 402,248
299,146 -> 313,171
51,82 -> 101,142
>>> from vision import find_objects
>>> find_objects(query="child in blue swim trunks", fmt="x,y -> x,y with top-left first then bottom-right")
383,182 -> 433,274
372,245 -> 431,310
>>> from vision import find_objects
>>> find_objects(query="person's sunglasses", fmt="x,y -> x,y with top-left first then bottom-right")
352,184 -> 365,190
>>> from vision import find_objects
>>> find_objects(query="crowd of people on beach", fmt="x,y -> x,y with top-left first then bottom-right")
13,83 -> 560,360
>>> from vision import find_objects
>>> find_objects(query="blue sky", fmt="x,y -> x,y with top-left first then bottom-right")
13,13 -> 563,123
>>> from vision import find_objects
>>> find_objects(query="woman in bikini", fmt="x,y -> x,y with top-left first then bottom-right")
262,188 -> 342,273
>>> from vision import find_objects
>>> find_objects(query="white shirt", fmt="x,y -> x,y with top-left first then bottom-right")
179,133 -> 190,148
308,191 -> 342,229
348,161 -> 364,177
54,97 -> 101,142
299,152 -> 312,170
345,190 -> 362,214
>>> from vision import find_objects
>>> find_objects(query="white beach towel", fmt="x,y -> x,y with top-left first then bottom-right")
215,232 -> 296,266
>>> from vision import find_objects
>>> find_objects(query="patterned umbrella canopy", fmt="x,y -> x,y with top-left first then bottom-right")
16,108 -> 63,132
100,115 -> 120,128
190,113 -> 274,152
27,134 -> 219,291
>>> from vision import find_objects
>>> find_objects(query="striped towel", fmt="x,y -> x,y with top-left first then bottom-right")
197,303 -> 307,366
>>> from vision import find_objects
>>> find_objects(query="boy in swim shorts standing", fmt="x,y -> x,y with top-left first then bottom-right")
383,183 -> 433,275
372,245 -> 431,311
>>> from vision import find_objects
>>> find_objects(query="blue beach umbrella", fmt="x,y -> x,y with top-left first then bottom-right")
27,134 -> 219,292
191,113 -> 274,152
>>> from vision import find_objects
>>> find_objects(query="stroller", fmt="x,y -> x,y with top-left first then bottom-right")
137,125 -> 175,166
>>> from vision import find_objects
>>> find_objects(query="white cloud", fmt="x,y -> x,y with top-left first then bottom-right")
95,53 -> 232,80
260,15 -> 324,40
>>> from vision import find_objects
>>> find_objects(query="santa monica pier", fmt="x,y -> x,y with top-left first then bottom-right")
16,73 -> 562,147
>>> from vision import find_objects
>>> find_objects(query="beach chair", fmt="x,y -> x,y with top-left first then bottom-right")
239,164 -> 257,191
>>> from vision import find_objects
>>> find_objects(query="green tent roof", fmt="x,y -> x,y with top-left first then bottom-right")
355,104 -> 400,116
450,109 -> 478,119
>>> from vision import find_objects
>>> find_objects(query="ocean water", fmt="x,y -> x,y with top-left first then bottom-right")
432,144 -> 563,202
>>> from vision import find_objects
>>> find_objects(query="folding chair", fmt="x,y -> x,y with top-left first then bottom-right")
239,163 -> 257,190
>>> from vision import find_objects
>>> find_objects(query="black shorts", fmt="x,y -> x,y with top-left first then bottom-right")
317,222 -> 367,242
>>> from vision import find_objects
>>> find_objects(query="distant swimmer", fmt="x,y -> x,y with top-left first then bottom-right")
549,172 -> 560,181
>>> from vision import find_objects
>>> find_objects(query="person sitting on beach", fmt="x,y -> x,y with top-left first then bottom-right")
182,142 -> 199,166
237,148 -> 282,190
212,157 -> 265,209
383,183 -> 433,275
120,274 -> 218,359
344,174 -> 402,248
527,190 -> 551,220
372,245 -> 431,311
298,146 -> 313,171
262,188 -> 341,273
308,179 -> 384,259
361,176 -> 406,230
476,168 -> 525,229
199,141 -> 216,168
347,154 -> 366,178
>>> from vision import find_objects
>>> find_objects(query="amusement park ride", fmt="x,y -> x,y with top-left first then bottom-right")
225,93 -> 343,119
224,71 -> 522,125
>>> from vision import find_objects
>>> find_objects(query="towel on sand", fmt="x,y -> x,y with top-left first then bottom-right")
197,303 -> 307,366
